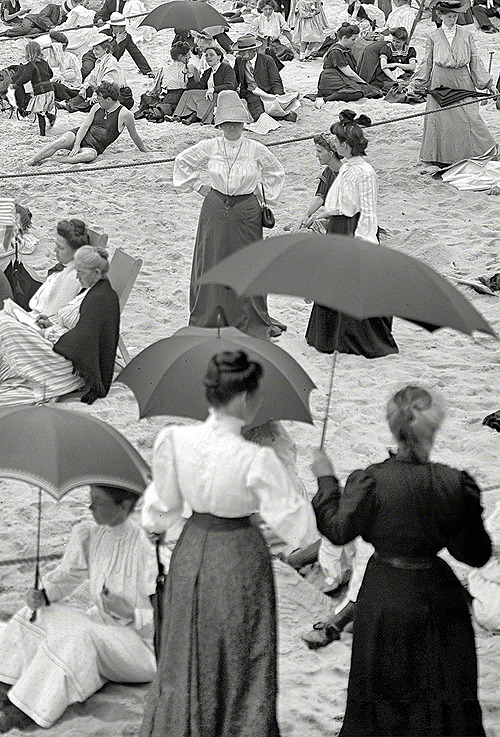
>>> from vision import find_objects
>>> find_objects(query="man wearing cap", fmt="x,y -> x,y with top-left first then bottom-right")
81,11 -> 153,79
233,33 -> 298,121
0,0 -> 69,37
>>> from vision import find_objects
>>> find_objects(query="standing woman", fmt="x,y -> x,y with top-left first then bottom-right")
306,111 -> 399,358
12,41 -> 56,135
173,90 -> 286,339
299,133 -> 341,232
311,386 -> 491,736
139,350 -> 319,737
407,0 -> 497,166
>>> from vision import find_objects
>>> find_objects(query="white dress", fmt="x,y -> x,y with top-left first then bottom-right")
0,520 -> 157,728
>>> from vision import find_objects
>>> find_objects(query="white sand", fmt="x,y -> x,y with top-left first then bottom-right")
0,1 -> 499,734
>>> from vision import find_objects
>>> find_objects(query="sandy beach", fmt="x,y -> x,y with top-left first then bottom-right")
0,0 -> 499,733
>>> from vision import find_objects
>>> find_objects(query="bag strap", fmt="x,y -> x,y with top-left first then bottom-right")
261,183 -> 267,206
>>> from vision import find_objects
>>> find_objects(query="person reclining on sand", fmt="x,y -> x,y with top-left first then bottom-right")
0,484 -> 157,732
29,81 -> 147,165
0,0 -> 70,37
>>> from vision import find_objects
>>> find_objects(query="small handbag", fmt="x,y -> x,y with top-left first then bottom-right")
261,185 -> 275,229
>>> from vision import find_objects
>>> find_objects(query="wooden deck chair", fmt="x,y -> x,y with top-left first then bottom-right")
87,229 -> 109,249
107,248 -> 143,367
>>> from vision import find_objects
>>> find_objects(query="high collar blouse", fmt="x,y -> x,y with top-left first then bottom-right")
173,135 -> 285,204
141,409 -> 319,551
323,156 -> 379,244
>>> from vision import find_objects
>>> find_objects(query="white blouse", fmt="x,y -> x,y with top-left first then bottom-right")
251,11 -> 290,38
323,157 -> 379,244
43,288 -> 87,343
141,409 -> 319,551
173,136 -> 285,204
44,520 -> 156,640
29,262 -> 80,317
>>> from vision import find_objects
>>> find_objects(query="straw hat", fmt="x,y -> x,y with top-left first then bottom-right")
37,34 -> 52,50
109,11 -> 127,25
431,0 -> 470,12
232,34 -> 262,53
89,33 -> 112,48
214,90 -> 249,125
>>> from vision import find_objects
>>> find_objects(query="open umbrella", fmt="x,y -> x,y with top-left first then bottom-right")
198,233 -> 496,337
116,325 -> 316,426
0,406 -> 151,618
140,1 -> 228,32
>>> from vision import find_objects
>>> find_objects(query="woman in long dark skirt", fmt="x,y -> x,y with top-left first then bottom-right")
139,351 -> 319,736
173,90 -> 286,339
310,385 -> 491,736
306,111 -> 399,358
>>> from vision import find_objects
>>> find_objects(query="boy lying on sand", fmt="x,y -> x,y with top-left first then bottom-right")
29,81 -> 147,166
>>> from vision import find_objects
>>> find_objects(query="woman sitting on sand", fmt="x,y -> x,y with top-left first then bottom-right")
0,484 -> 157,732
250,0 -> 295,65
357,26 -> 417,91
317,24 -> 383,102
311,385 -> 491,736
172,46 -> 237,125
29,82 -> 146,166
0,245 -> 120,405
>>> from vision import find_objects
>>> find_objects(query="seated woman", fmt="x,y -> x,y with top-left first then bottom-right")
357,25 -> 417,91
173,46 -> 237,125
45,31 -> 82,102
317,23 -> 383,101
64,33 -> 127,113
0,0 -> 29,26
29,82 -> 147,166
0,245 -> 120,405
0,484 -> 157,732
251,0 -> 295,67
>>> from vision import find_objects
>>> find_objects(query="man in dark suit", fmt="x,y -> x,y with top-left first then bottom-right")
0,0 -> 69,37
233,33 -> 297,122
81,11 -> 153,78
95,0 -> 125,24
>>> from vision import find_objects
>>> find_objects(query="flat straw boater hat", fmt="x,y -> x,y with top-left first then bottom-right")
90,32 -> 113,47
109,11 -> 128,25
232,33 -> 262,53
431,0 -> 471,12
214,90 -> 249,125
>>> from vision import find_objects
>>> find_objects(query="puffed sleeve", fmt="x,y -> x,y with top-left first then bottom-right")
173,138 -> 213,193
312,469 -> 377,546
354,168 -> 378,244
409,35 -> 433,88
247,447 -> 319,549
255,141 -> 285,205
141,427 -> 185,538
446,471 -> 492,568
43,522 -> 91,602
468,33 -> 492,90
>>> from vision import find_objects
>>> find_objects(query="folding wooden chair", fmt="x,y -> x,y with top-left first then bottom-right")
87,229 -> 109,249
107,248 -> 143,367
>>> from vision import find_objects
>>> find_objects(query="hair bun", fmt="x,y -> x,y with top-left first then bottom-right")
96,246 -> 109,260
357,114 -> 372,128
70,218 -> 88,236
214,350 -> 250,374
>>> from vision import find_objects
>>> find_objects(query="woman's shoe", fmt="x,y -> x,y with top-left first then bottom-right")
301,621 -> 341,650
182,112 -> 198,125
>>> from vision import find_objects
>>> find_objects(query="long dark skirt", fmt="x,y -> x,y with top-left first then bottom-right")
305,214 -> 399,358
340,555 -> 486,736
140,512 -> 280,737
190,188 -> 274,338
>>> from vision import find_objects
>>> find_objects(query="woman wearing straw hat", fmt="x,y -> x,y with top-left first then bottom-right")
173,90 -> 286,338
65,33 -> 127,112
407,0 -> 497,166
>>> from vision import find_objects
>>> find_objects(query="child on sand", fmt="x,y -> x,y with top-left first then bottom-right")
12,41 -> 56,135
29,81 -> 146,165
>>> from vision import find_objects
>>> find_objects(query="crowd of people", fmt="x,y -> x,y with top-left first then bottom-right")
0,0 -> 499,733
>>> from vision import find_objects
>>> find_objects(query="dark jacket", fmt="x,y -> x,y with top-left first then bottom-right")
95,0 -> 125,24
234,52 -> 284,96
198,62 -> 237,92
53,278 -> 120,404
25,2 -> 65,29
13,59 -> 54,95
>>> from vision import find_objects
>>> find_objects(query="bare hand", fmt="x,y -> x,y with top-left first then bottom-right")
205,89 -> 214,100
26,588 -> 47,610
311,448 -> 334,478
36,315 -> 52,328
68,147 -> 80,158
198,184 -> 211,197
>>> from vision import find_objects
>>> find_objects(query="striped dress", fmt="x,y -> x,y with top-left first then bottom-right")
0,291 -> 87,404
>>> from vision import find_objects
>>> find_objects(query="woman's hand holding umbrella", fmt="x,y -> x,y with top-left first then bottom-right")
26,588 -> 48,611
311,449 -> 334,478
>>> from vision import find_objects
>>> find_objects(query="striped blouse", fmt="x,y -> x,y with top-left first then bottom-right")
323,156 -> 378,244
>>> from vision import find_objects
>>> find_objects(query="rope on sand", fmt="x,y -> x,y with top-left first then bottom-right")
0,93 -> 498,180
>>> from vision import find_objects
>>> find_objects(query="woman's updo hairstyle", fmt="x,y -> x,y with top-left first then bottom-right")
171,40 -> 191,60
337,22 -> 359,39
258,0 -> 278,10
73,245 -> 110,274
390,25 -> 408,41
204,350 -> 263,407
313,132 -> 337,153
330,109 -> 371,156
386,385 -> 445,462
91,484 -> 140,513
56,218 -> 90,250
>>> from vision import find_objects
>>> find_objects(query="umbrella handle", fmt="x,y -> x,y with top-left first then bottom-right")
319,316 -> 342,449
29,588 -> 51,622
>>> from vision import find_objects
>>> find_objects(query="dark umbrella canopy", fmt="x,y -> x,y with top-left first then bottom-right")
429,86 -> 491,107
140,1 -> 228,31
199,233 -> 496,337
0,406 -> 151,499
116,326 -> 316,425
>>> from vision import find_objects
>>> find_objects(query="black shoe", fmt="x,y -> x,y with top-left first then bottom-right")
302,621 -> 341,650
47,111 -> 56,128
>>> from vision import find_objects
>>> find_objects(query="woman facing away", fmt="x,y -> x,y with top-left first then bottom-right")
173,90 -> 286,339
0,484 -> 157,732
311,385 -> 492,736
12,40 -> 56,136
139,350 -> 319,737
0,245 -> 120,405
406,0 -> 497,167
305,110 -> 399,358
